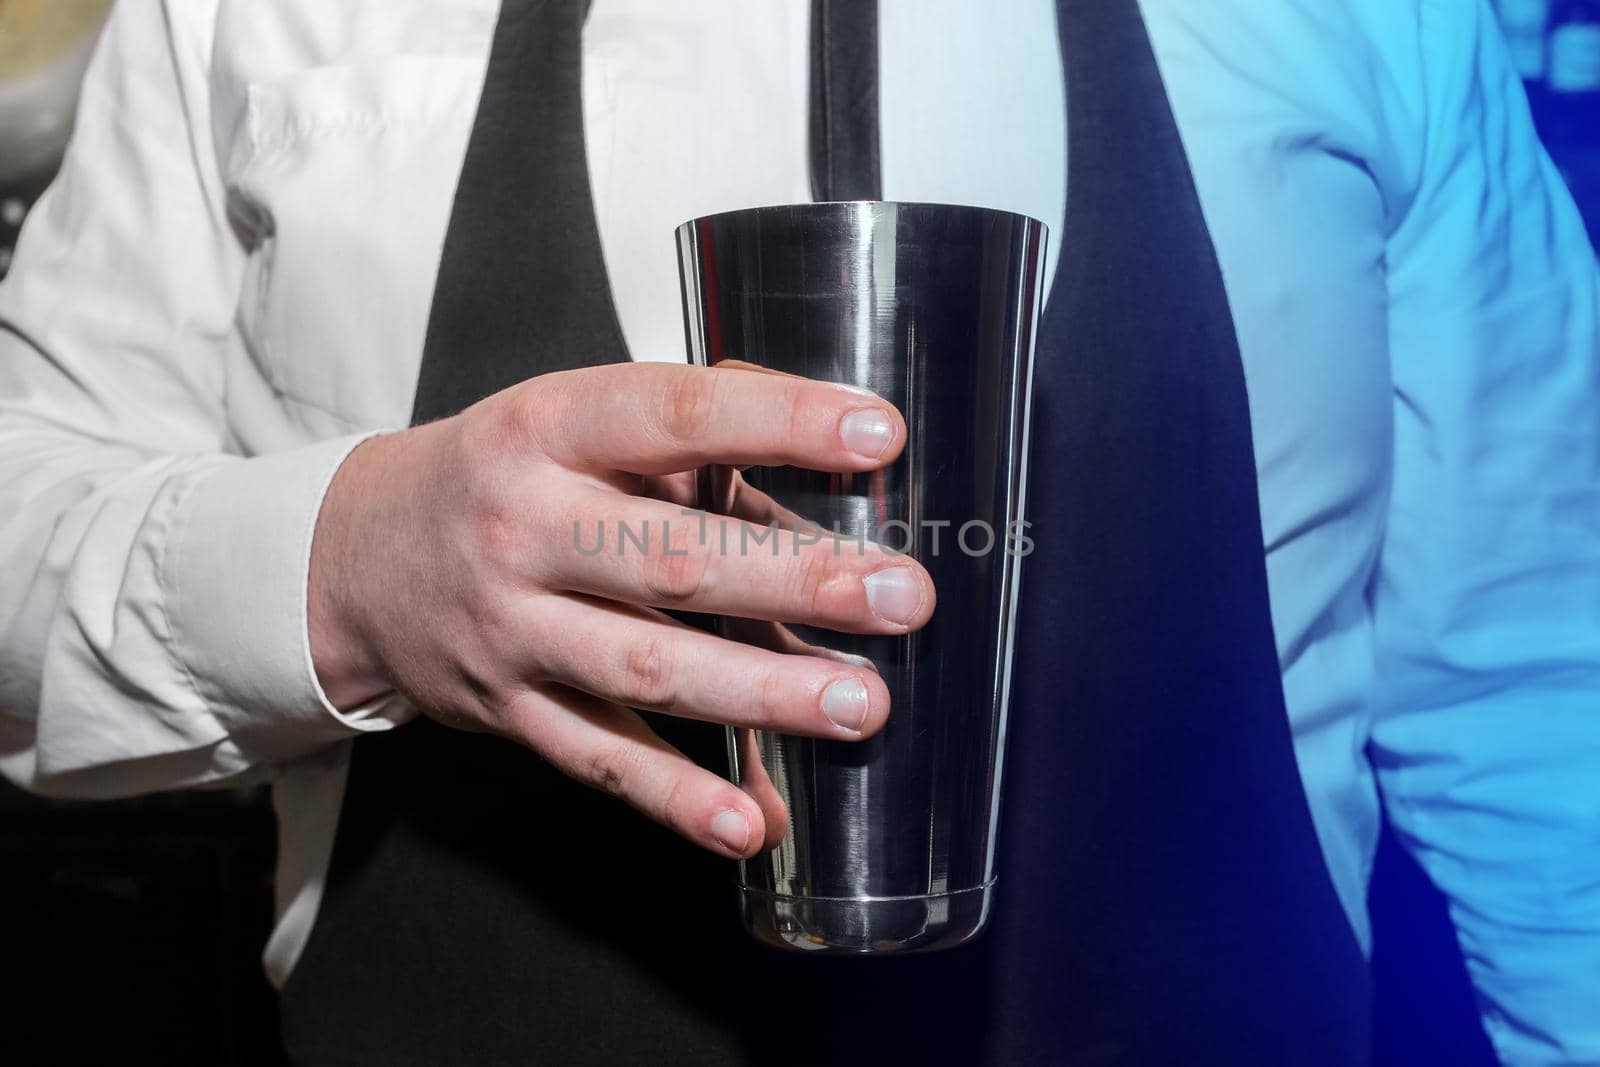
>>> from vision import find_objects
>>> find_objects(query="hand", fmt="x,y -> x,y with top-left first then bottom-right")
308,362 -> 934,858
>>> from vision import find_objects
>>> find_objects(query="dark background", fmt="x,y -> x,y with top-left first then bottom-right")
0,776 -> 1518,1066
2,12 -> 1597,1066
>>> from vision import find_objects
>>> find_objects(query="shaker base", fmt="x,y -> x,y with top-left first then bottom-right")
737,882 -> 994,955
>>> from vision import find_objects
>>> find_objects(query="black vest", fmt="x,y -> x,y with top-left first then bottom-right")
279,2 -> 1370,1063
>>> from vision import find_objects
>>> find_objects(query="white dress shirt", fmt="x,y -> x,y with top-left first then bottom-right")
1,2 -> 1597,1061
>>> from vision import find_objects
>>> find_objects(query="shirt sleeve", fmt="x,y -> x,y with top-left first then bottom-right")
1372,1 -> 1600,1062
0,0 -> 407,800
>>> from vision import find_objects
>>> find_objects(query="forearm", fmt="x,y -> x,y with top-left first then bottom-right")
0,0 -> 417,797
0,406 -> 400,797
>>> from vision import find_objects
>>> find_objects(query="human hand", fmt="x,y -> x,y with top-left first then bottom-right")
308,362 -> 933,857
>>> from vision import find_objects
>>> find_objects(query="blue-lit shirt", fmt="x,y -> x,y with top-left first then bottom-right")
1,1 -> 1596,1061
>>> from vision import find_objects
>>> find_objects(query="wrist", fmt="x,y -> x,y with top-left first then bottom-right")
308,435 -> 393,710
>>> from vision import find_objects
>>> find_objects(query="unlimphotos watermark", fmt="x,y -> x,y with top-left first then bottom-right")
573,509 -> 1034,559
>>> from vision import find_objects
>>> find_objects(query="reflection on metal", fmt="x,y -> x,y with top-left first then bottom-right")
679,201 -> 1047,955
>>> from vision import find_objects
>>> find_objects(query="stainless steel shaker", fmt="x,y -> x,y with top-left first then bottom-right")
676,202 -> 1046,954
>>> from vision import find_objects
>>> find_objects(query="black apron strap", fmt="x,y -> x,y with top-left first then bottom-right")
949,0 -> 1373,1059
279,0 -> 1369,1063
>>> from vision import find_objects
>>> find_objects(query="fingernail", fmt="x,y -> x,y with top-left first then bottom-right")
829,651 -> 878,672
839,409 -> 895,460
863,566 -> 924,626
712,809 -> 750,854
820,677 -> 870,733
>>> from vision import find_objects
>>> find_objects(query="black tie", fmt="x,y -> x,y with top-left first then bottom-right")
809,0 -> 881,201
410,0 -> 628,425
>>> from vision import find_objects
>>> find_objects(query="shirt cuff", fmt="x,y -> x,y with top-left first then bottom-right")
162,432 -> 416,756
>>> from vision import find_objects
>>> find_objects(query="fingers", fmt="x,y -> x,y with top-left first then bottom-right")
504,686 -> 768,858
731,725 -> 791,852
550,492 -> 936,633
516,362 -> 906,475
640,470 -> 701,509
710,470 -> 809,530
719,615 -> 880,669
710,359 -> 802,379
525,596 -> 892,740
641,468 -> 803,530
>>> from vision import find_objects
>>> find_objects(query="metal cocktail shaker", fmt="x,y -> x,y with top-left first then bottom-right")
676,202 -> 1046,955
